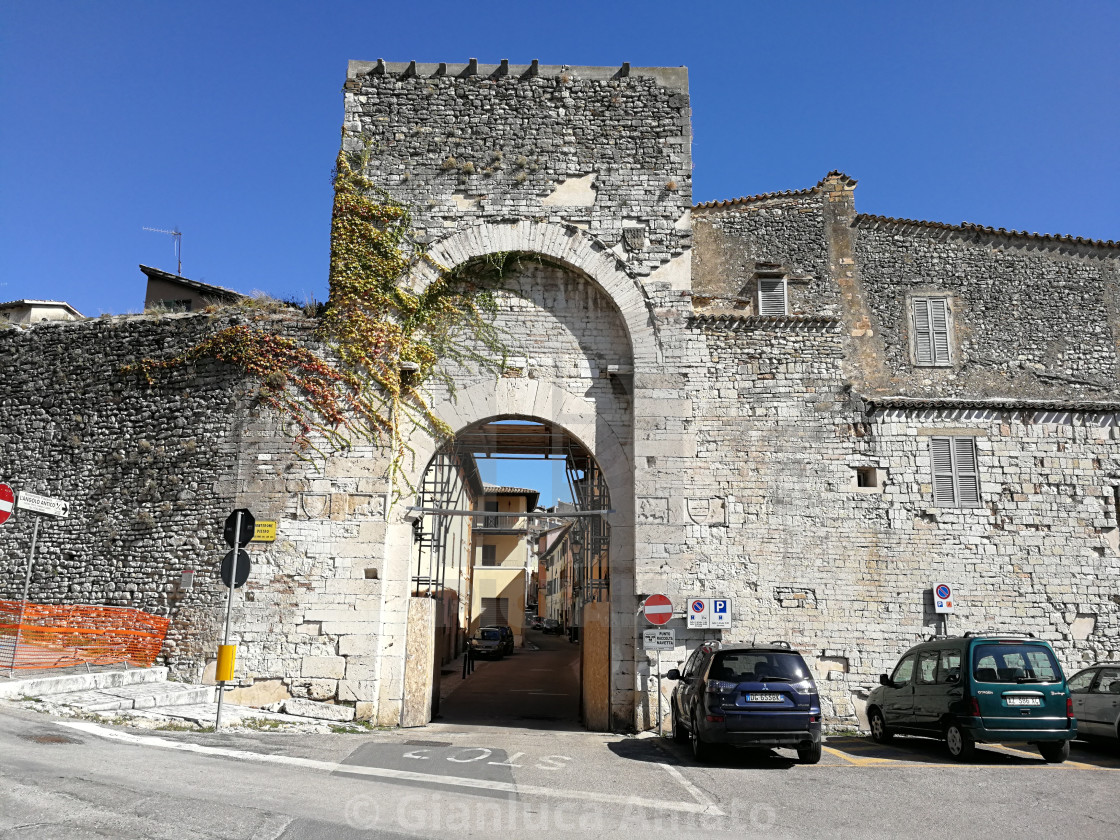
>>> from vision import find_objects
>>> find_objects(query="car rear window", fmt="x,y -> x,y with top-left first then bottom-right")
710,651 -> 810,682
480,629 -> 501,640
972,643 -> 1060,683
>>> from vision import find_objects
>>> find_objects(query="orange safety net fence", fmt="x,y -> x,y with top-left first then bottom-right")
0,599 -> 169,671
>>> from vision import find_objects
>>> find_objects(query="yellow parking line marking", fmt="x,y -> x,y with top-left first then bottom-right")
985,744 -> 1096,769
822,746 -> 898,766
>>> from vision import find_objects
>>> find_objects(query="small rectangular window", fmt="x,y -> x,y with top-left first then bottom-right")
929,436 -> 981,508
757,276 -> 788,316
481,544 -> 497,566
912,297 -> 951,366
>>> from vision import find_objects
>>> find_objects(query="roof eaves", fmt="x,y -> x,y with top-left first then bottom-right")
693,171 -> 856,213
862,395 -> 1120,413
856,214 -> 1120,251
139,264 -> 248,299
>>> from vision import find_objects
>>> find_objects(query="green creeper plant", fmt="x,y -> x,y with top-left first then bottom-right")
126,134 -> 514,486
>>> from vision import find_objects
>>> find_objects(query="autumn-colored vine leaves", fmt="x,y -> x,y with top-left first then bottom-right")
129,139 -> 509,471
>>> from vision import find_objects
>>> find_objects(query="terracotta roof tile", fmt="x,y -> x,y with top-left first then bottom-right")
862,395 -> 1120,413
693,171 -> 856,212
856,214 -> 1119,251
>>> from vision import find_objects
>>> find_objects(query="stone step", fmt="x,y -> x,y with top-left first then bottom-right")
0,667 -> 169,700
41,681 -> 214,713
124,702 -> 321,728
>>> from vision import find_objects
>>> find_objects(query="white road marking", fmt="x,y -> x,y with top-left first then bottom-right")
657,761 -> 723,814
447,747 -> 492,763
59,721 -> 716,814
488,752 -> 524,767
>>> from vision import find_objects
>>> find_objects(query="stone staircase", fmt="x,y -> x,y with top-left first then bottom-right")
0,666 -> 214,712
0,666 -> 359,729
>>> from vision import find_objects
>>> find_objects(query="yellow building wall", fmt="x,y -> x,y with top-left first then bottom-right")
470,566 -> 527,645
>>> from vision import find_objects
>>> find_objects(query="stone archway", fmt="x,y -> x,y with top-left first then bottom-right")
413,220 -> 662,367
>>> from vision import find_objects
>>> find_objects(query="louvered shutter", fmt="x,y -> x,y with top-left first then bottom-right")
479,597 -> 508,626
930,298 -> 951,364
930,437 -> 957,506
913,298 -> 933,364
758,277 -> 787,316
953,437 -> 981,507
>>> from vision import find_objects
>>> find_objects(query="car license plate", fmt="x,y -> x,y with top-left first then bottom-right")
1006,697 -> 1042,706
748,693 -> 783,703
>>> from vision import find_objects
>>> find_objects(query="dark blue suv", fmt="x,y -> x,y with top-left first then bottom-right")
667,641 -> 822,763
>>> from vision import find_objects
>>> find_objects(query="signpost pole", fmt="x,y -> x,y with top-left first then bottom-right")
215,511 -> 242,732
656,648 -> 663,736
10,515 -> 41,676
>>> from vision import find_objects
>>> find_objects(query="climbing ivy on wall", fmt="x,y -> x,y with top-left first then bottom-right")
127,135 -> 512,482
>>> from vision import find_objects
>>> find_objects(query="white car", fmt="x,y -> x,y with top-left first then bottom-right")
1069,663 -> 1120,742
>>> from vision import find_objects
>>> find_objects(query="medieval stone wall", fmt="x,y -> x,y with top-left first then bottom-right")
0,314 -> 253,675
692,190 -> 836,315
343,61 -> 692,280
852,218 -> 1120,399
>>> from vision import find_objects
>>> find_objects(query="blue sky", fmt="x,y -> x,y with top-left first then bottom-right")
3,1 -> 1118,503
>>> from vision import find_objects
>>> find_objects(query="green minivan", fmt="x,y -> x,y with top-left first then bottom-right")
866,631 -> 1076,762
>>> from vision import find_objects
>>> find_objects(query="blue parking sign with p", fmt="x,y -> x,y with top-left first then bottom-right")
713,600 -> 727,613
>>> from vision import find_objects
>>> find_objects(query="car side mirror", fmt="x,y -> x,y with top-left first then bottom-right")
666,668 -> 681,681
945,673 -> 959,684
879,674 -> 893,687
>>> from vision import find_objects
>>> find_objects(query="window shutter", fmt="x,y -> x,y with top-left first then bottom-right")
758,277 -> 787,316
479,597 -> 508,626
913,298 -> 933,364
954,437 -> 981,507
930,298 -> 951,365
930,437 -> 957,506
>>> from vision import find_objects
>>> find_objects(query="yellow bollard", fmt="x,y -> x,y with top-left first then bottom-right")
216,644 -> 237,682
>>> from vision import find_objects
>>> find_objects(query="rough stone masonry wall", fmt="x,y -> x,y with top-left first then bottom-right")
692,189 -> 839,315
343,61 -> 692,277
0,314 -> 253,676
642,317 -> 1120,728
852,219 -> 1120,400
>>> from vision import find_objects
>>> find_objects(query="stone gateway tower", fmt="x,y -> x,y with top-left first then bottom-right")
1,60 -> 1118,732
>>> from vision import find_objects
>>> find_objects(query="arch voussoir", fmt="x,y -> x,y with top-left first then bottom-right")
417,220 -> 659,366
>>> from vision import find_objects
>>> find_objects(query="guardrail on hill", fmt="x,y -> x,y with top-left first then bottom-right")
0,599 -> 169,674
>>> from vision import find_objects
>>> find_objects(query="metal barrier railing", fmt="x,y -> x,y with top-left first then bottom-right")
0,599 -> 169,673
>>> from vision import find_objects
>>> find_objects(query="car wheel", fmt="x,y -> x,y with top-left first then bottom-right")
1038,740 -> 1070,764
868,709 -> 893,744
690,713 -> 712,762
797,740 -> 822,764
945,723 -> 976,761
672,708 -> 689,744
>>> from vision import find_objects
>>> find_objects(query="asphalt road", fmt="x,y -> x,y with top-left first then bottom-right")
3,638 -> 1120,839
437,628 -> 581,729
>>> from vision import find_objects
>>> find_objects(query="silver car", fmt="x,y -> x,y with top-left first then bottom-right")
1069,663 -> 1120,742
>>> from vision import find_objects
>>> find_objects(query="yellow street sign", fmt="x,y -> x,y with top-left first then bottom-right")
252,521 -> 278,542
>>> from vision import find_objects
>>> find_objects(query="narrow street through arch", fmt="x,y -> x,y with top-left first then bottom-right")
412,418 -> 612,731
436,629 -> 582,729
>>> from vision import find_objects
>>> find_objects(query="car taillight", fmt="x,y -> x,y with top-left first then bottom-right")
706,679 -> 737,694
1067,697 -> 1073,717
705,715 -> 725,723
968,698 -> 981,716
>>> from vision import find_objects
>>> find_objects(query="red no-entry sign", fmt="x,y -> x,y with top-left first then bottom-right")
643,594 -> 673,625
0,484 -> 14,525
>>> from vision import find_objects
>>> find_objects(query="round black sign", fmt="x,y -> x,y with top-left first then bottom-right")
223,508 -> 256,548
220,549 -> 251,589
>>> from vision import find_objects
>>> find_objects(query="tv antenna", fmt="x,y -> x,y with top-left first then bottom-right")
143,227 -> 182,275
